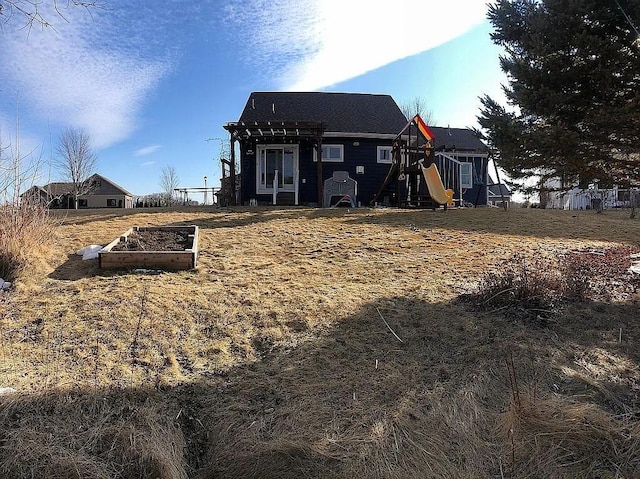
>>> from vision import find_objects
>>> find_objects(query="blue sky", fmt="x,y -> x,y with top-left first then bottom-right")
0,0 -> 506,198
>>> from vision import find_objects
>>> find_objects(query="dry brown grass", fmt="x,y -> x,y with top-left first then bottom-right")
0,201 -> 57,282
0,206 -> 638,478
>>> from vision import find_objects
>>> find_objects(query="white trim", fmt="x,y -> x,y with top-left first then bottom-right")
460,162 -> 473,189
256,144 -> 299,194
323,132 -> 399,139
294,168 -> 299,205
272,170 -> 278,205
323,144 -> 344,162
377,146 -> 393,164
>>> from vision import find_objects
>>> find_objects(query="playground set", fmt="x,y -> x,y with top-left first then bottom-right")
371,115 -> 507,210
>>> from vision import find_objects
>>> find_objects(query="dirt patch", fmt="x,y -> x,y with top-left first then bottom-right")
111,229 -> 193,252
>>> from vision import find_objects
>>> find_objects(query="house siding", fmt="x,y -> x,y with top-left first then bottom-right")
240,137 -> 396,206
81,195 -> 133,209
240,141 -> 490,207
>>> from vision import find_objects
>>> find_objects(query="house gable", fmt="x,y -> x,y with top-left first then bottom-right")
87,174 -> 133,197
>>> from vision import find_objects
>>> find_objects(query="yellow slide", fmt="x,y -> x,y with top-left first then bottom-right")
420,163 -> 454,206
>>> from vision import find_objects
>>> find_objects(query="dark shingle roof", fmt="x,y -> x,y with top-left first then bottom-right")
238,92 -> 408,135
430,127 -> 489,152
488,184 -> 511,196
41,174 -> 133,196
42,182 -> 74,196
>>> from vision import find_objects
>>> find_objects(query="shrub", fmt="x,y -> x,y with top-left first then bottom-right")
474,253 -> 563,314
470,246 -> 640,320
0,200 -> 55,282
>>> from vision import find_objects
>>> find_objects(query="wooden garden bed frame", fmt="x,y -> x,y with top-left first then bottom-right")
99,226 -> 199,270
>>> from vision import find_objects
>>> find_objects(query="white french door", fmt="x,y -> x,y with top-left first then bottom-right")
256,145 -> 298,193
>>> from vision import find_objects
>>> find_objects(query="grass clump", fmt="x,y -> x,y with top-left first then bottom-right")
502,394 -> 640,477
0,201 -> 55,282
0,390 -> 188,479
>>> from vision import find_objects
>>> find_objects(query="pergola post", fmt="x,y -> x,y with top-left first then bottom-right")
316,132 -> 323,207
230,136 -> 236,205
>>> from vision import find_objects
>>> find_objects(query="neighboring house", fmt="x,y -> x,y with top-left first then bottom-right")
542,177 -> 638,210
544,185 -> 638,210
22,174 -> 134,209
224,91 -> 490,207
487,174 -> 512,208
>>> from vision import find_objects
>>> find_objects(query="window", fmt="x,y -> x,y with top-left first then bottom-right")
107,199 -> 117,207
377,146 -> 393,164
256,145 -> 298,193
321,145 -> 343,162
460,162 -> 473,189
618,190 -> 630,202
78,199 -> 88,207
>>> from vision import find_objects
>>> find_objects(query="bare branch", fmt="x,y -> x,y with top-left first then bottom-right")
400,97 -> 435,125
159,165 -> 180,205
0,0 -> 98,31
55,127 -> 97,209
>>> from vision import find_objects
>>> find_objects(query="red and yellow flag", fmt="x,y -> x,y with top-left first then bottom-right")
413,115 -> 435,142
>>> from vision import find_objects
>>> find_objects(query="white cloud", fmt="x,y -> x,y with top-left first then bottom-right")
0,3 -> 173,149
134,145 -> 163,157
140,161 -> 156,167
227,0 -> 488,91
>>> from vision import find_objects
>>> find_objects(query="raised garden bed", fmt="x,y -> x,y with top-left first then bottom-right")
99,226 -> 199,270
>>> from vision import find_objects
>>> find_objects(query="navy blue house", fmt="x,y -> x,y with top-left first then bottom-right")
223,92 -> 489,207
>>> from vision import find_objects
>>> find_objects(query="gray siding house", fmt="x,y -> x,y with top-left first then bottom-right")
23,174 -> 134,209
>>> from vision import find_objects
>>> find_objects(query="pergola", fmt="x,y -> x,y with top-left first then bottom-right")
223,121 -> 326,205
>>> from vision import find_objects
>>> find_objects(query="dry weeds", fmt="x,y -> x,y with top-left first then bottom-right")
0,206 -> 638,478
0,201 -> 57,282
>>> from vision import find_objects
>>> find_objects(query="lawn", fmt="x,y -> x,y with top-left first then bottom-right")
0,206 -> 639,478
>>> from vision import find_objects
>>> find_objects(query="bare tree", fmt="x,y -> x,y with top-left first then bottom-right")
0,0 -> 97,30
0,108 -> 55,282
400,97 -> 435,125
55,127 -> 97,209
159,165 -> 179,205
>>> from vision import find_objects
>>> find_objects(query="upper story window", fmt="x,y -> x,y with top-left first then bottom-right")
321,145 -> 344,162
377,146 -> 393,164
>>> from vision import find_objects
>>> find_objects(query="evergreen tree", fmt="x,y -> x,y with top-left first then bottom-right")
479,0 -> 640,193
